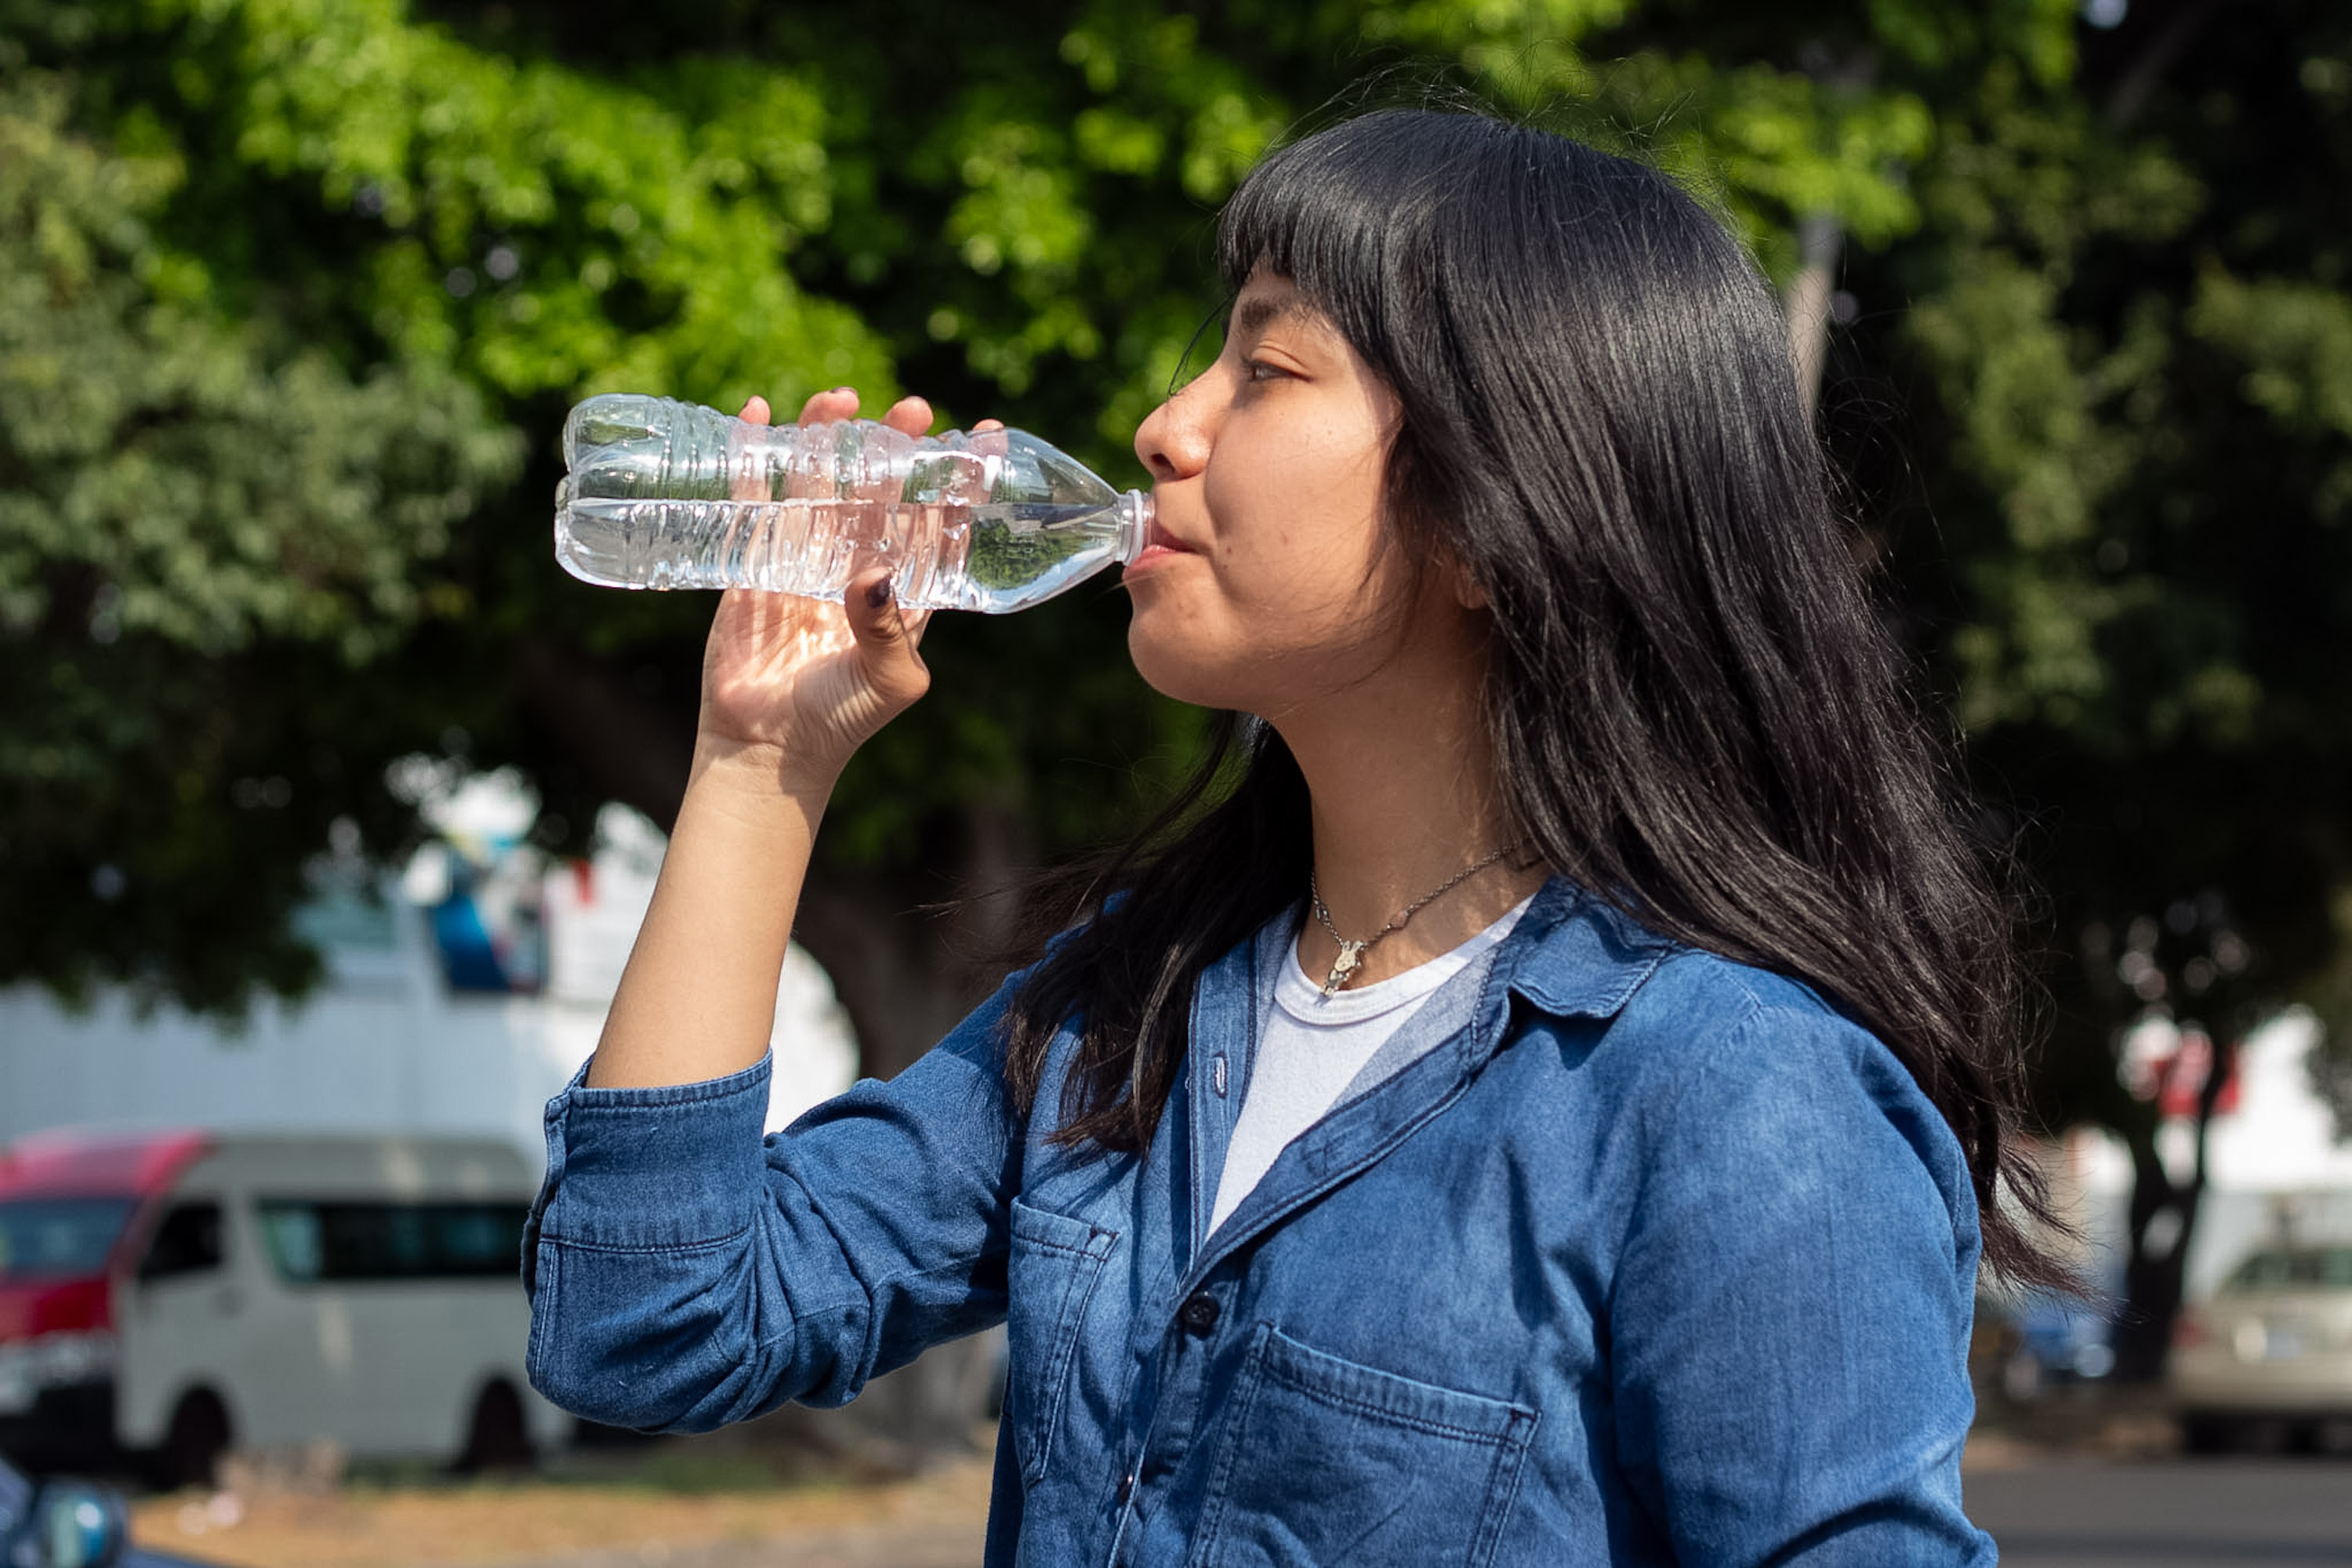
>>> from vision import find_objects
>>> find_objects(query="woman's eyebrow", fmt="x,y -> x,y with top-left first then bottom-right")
1229,293 -> 1320,343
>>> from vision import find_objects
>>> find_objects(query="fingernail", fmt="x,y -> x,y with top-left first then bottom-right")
866,575 -> 893,609
833,385 -> 855,396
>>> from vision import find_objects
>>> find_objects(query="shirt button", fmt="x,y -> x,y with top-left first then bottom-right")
1116,1470 -> 1134,1504
1178,1291 -> 1221,1336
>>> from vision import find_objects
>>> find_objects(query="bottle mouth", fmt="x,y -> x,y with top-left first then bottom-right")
1114,491 -> 1154,565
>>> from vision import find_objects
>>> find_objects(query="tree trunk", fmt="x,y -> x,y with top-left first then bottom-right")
1784,212 -> 1843,419
1783,43 -> 1871,420
794,797 -> 1031,1080
2108,1035 -> 2238,1382
514,636 -> 695,829
2111,1126 -> 2193,1381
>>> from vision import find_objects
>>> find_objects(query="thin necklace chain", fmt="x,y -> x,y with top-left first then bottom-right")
1308,842 -> 1521,996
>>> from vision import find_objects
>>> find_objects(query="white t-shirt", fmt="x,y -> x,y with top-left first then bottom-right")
1206,895 -> 1535,1236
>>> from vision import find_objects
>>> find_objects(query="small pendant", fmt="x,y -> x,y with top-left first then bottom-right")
1322,940 -> 1368,996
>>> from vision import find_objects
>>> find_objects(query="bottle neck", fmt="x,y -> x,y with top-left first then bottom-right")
1115,490 -> 1154,565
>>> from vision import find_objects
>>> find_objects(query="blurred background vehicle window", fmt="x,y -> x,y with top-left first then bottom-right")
136,1202 -> 223,1281
256,1203 -> 323,1283
2220,1246 -> 2352,1293
0,1200 -> 135,1281
255,1201 -> 525,1283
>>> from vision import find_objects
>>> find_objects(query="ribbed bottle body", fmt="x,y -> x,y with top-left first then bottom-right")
552,395 -> 1148,613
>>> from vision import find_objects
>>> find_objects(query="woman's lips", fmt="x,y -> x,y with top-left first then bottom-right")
1123,517 -> 1196,581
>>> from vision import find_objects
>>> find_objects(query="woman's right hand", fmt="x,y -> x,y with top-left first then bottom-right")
694,387 -> 938,796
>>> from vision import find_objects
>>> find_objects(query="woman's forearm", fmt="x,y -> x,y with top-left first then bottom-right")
585,742 -> 833,1089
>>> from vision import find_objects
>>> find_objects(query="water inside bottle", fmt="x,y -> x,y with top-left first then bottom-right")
554,490 -> 1139,612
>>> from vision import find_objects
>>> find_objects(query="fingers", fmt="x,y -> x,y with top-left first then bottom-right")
790,387 -> 942,435
797,387 -> 860,426
784,388 -> 957,438
973,418 -> 1005,433
844,568 -> 932,699
729,400 -> 775,503
881,396 -> 934,437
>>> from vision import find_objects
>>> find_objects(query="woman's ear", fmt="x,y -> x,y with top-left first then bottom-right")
1447,556 -> 1490,612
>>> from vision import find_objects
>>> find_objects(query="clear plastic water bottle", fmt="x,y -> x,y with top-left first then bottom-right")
553,394 -> 1151,613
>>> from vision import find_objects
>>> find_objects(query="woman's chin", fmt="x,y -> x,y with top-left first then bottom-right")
1125,619 -> 1247,711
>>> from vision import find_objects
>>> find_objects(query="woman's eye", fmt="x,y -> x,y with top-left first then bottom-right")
1243,358 -> 1287,383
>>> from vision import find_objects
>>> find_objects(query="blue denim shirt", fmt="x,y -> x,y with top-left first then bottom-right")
524,880 -> 1994,1566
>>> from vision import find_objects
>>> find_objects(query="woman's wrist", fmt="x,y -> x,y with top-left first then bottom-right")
587,742 -> 822,1091
689,731 -> 842,816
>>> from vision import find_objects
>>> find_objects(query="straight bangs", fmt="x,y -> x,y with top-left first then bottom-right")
1213,118 -> 1424,344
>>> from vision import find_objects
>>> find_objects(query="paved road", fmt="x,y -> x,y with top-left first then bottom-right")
1969,1457 -> 2352,1566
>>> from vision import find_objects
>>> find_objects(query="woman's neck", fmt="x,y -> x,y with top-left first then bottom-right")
1269,641 -> 1548,989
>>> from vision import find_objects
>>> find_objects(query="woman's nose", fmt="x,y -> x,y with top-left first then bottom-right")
1134,377 -> 1214,483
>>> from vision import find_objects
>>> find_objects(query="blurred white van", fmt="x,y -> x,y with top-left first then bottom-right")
0,1128 -> 563,1483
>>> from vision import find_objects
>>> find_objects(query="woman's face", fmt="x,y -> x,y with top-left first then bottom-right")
1125,271 -> 1458,717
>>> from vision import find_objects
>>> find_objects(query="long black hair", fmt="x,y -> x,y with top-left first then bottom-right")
1000,108 -> 2067,1287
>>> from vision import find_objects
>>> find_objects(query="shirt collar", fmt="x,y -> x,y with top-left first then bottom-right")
1498,877 -> 1676,1021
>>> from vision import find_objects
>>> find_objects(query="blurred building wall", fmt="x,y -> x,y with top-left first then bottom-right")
0,815 -> 855,1171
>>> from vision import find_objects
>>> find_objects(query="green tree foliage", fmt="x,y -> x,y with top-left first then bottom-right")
1840,0 -> 2352,1371
0,59 -> 517,1006
3,0 -> 2042,1003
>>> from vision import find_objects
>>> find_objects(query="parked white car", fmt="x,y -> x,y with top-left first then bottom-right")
2171,1243 -> 2352,1452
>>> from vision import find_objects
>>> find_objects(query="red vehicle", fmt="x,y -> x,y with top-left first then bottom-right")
0,1131 -> 208,1474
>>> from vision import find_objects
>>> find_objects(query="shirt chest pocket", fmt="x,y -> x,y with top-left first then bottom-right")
1004,1198 -> 1119,1490
1191,1324 -> 1539,1568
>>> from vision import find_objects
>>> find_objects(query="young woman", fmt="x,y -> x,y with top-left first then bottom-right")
525,110 -> 2053,1565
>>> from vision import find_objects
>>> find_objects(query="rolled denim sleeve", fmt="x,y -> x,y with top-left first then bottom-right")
524,980 -> 1025,1433
1608,994 -> 1997,1567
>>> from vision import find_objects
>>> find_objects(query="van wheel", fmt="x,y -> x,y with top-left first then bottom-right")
159,1389 -> 232,1489
2181,1410 -> 2232,1454
457,1380 -> 534,1473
